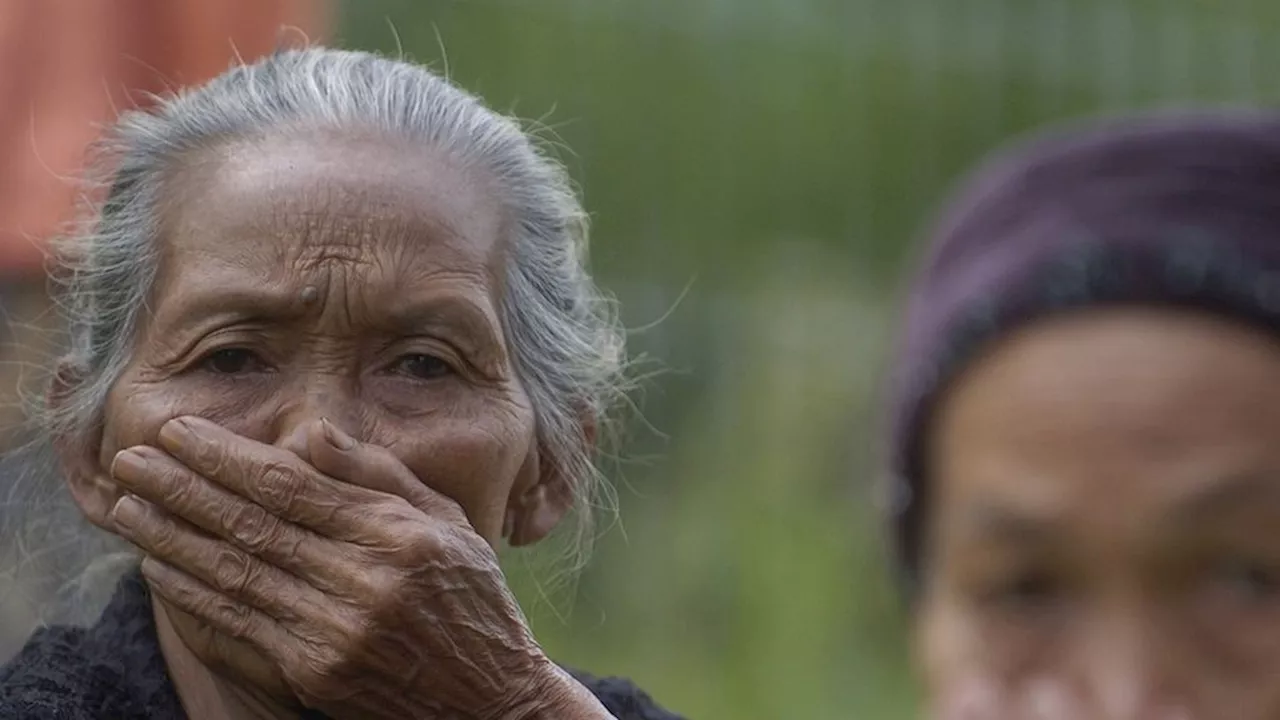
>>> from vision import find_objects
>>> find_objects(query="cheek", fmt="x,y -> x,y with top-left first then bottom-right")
98,375 -> 277,461
380,403 -> 536,535
917,600 -> 996,690
919,601 -> 1082,719
1186,594 -> 1280,696
916,590 -> 1068,697
919,594 -> 1280,715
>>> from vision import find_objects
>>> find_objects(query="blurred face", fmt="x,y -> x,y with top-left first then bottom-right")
918,309 -> 1280,718
62,130 -> 570,549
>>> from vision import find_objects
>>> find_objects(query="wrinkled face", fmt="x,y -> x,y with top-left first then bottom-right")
66,131 -> 569,548
919,309 -> 1280,718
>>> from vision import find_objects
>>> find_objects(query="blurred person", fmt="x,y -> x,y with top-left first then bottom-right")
0,48 -> 680,720
885,111 -> 1280,718
0,0 -> 328,450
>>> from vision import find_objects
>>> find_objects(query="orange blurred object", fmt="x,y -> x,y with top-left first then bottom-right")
0,0 -> 330,276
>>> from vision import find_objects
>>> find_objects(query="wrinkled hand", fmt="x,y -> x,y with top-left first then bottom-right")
108,416 -> 606,719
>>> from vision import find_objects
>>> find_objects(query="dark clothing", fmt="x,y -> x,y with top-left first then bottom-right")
0,570 -> 682,719
886,110 -> 1280,596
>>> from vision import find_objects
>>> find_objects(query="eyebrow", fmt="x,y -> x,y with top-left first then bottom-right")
956,503 -> 1064,546
165,288 -> 305,328
956,474 -> 1280,545
160,286 -> 503,355
1168,473 -> 1280,522
381,297 -> 503,358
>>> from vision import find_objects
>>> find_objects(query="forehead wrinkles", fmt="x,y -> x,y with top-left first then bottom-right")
262,201 -> 458,275
185,134 -> 508,255
147,135 -> 521,338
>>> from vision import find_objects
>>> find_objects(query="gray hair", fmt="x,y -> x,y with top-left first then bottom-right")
3,47 -> 626,638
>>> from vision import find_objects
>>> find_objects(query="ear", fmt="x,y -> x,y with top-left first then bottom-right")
506,410 -> 598,547
49,361 -> 118,531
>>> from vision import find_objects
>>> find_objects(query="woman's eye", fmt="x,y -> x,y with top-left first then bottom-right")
200,348 -> 266,375
982,570 -> 1064,613
392,353 -> 453,380
1211,557 -> 1280,604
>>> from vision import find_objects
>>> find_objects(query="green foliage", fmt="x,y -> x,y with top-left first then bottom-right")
336,1 -> 1280,716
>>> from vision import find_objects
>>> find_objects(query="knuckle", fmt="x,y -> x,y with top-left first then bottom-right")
180,583 -> 255,640
273,530 -> 306,567
156,464 -> 196,509
256,461 -> 305,513
359,564 -> 403,603
404,525 -> 455,563
377,497 -> 419,528
145,512 -> 179,553
192,436 -> 231,477
222,503 -> 283,554
165,575 -> 201,609
408,522 -> 443,552
363,499 -> 416,539
214,598 -> 257,639
389,516 -> 442,562
211,547 -> 256,594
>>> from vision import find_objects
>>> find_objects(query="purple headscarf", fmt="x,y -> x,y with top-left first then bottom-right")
886,109 -> 1280,597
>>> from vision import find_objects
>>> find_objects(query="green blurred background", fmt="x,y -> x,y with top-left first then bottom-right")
345,1 -> 1273,717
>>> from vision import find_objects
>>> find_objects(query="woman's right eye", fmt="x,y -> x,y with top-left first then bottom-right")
1208,556 -> 1280,607
199,348 -> 268,375
981,569 -> 1064,614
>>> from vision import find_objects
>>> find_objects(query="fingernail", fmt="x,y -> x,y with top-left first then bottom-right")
321,418 -> 356,450
139,555 -> 171,582
157,416 -> 197,448
112,495 -> 145,529
110,449 -> 149,481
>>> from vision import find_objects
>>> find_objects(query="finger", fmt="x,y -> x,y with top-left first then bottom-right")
112,444 -> 370,568
175,613 -> 290,698
140,554 -> 294,655
110,493 -> 349,615
154,416 -> 392,529
309,418 -> 467,524
144,558 -> 366,715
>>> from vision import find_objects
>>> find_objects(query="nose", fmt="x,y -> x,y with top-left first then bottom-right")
270,384 -> 361,460
1081,609 -> 1185,720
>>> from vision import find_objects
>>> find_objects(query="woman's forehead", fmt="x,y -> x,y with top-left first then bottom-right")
930,309 -> 1280,521
142,134 -> 510,333
940,310 -> 1280,431
163,133 -> 507,275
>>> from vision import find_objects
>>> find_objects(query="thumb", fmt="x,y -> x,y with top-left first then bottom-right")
306,419 -> 465,523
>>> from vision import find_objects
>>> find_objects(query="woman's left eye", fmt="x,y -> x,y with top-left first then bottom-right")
391,353 -> 454,380
200,348 -> 268,375
1211,557 -> 1280,604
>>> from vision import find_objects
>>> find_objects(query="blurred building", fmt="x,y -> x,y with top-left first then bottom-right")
0,0 -> 329,447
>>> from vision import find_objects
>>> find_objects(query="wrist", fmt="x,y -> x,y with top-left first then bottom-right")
494,664 -> 615,720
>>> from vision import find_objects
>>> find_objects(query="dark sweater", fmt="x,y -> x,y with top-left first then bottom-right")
0,570 -> 682,719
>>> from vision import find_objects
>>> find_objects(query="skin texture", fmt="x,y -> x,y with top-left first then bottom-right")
52,132 -> 612,719
919,309 -> 1280,720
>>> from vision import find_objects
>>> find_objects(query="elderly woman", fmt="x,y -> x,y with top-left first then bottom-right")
0,48 -> 681,720
887,111 -> 1280,718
